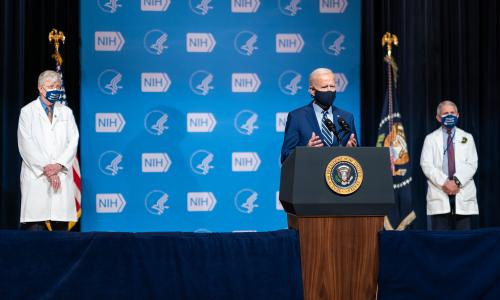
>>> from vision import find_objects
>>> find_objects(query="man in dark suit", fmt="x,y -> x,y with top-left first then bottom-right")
281,68 -> 358,163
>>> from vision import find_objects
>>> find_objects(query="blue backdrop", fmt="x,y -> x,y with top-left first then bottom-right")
80,0 -> 360,232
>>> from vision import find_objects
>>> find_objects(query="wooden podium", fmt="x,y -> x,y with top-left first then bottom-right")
280,147 -> 394,300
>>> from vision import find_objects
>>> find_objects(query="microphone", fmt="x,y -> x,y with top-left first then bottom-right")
337,117 -> 350,133
323,118 -> 335,133
323,118 -> 341,145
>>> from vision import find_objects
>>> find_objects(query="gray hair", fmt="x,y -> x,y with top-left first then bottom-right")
38,70 -> 62,87
436,100 -> 458,115
308,67 -> 334,86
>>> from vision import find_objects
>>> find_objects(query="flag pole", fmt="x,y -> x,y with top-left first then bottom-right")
48,29 -> 82,231
378,32 -> 416,230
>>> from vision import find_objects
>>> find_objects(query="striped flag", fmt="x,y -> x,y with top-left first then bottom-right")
376,54 -> 416,230
68,156 -> 82,230
48,29 -> 81,231
56,62 -> 82,231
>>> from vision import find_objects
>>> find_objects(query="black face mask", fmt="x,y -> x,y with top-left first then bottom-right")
313,90 -> 336,108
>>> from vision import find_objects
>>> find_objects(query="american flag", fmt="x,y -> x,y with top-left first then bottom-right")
49,29 -> 81,231
376,54 -> 416,230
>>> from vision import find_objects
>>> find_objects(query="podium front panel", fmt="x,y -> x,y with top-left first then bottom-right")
280,147 -> 395,216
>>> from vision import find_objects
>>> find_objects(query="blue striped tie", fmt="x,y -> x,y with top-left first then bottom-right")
321,110 -> 333,147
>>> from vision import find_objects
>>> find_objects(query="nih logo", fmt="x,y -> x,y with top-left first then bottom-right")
186,33 -> 216,52
231,0 -> 260,13
141,0 -> 170,11
142,153 -> 171,173
232,73 -> 261,93
232,152 -> 261,172
96,193 -> 126,213
187,113 -> 217,132
334,73 -> 349,92
276,191 -> 284,211
95,113 -> 126,133
141,73 -> 171,92
95,31 -> 125,51
276,34 -> 304,53
234,189 -> 259,214
320,0 -> 348,13
275,112 -> 288,132
187,192 -> 217,212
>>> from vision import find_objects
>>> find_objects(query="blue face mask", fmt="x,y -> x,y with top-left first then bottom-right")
313,90 -> 336,108
44,89 -> 64,103
441,114 -> 458,129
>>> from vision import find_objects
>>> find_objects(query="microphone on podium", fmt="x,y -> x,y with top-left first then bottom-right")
337,117 -> 350,133
337,116 -> 353,143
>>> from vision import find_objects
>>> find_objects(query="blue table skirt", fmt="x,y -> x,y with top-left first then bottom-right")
0,230 -> 303,300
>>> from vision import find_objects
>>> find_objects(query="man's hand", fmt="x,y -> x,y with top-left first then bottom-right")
49,174 -> 61,192
307,132 -> 324,147
346,133 -> 357,147
43,164 -> 62,177
442,180 -> 459,195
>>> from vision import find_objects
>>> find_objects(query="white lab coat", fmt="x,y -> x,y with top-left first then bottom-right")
420,127 -> 478,215
17,98 -> 79,222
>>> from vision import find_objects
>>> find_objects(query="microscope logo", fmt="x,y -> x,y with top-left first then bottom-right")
145,190 -> 170,216
190,150 -> 215,175
189,70 -> 214,96
144,29 -> 168,55
98,150 -> 123,176
144,110 -> 169,136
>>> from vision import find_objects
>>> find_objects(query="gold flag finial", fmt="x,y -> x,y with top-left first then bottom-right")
381,32 -> 398,57
48,29 -> 65,66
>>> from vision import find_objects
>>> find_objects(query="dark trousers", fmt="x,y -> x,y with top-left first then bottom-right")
431,214 -> 472,230
21,221 -> 68,231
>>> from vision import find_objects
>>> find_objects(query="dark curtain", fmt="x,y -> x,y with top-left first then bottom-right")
0,0 -> 79,229
362,0 -> 500,229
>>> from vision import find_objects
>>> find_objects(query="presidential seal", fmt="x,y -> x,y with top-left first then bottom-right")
325,156 -> 364,195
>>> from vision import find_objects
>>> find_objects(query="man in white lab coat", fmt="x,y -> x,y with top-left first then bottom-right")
17,70 -> 79,231
420,100 -> 478,230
